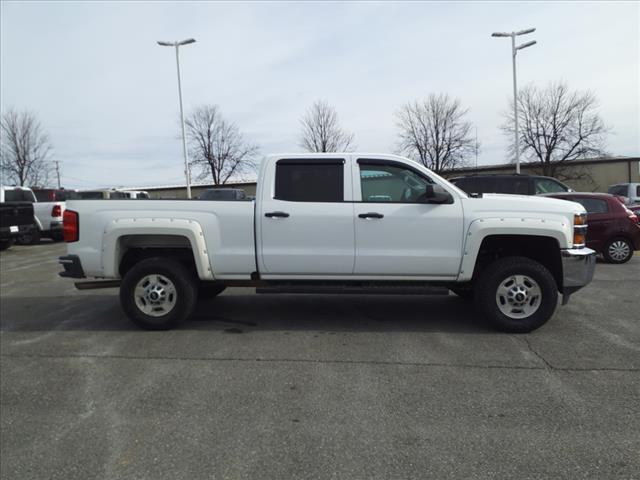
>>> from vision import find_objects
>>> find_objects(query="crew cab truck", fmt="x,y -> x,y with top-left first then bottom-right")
59,153 -> 596,333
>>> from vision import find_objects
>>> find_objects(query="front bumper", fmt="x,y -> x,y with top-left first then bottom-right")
59,254 -> 86,278
561,247 -> 596,303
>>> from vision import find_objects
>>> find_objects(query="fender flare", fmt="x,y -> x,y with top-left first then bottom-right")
458,217 -> 571,282
101,217 -> 214,280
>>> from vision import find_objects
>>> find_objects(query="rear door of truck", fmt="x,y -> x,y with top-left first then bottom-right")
257,157 -> 355,276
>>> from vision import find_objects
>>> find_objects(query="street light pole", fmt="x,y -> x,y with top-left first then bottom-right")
492,28 -> 536,174
158,38 -> 196,199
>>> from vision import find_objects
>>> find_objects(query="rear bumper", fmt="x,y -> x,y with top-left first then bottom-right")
58,254 -> 85,278
561,247 -> 596,303
0,224 -> 37,240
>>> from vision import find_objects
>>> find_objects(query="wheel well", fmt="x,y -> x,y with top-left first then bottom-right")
118,235 -> 198,277
472,235 -> 563,291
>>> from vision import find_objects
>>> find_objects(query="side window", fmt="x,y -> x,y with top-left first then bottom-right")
496,177 -> 529,195
275,162 -> 344,202
608,185 -> 626,196
535,178 -> 567,194
575,198 -> 609,214
636,186 -> 640,197
360,164 -> 432,202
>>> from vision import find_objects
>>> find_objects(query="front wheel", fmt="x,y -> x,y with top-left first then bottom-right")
120,257 -> 197,330
603,238 -> 633,264
475,256 -> 558,333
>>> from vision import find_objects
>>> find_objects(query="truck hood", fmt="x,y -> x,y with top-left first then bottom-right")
464,193 -> 585,217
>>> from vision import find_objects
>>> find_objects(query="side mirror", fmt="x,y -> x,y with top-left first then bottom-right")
420,184 -> 453,204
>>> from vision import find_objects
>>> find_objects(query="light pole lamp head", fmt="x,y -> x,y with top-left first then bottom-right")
157,41 -> 174,47
178,38 -> 196,46
491,32 -> 510,37
516,40 -> 537,50
516,28 -> 536,36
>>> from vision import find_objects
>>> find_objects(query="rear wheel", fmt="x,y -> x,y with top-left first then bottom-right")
16,228 -> 40,245
120,257 -> 197,330
475,256 -> 558,333
603,238 -> 633,264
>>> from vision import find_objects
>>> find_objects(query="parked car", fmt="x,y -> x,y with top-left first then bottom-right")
0,192 -> 37,251
544,192 -> 640,263
607,183 -> 640,205
449,174 -> 571,196
32,188 -> 77,202
59,153 -> 596,333
121,190 -> 150,199
75,189 -> 130,199
0,186 -> 65,243
198,188 -> 247,200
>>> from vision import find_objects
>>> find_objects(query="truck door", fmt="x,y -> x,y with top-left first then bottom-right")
353,158 -> 464,277
258,158 -> 355,276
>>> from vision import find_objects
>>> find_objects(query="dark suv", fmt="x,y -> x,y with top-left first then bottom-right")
449,174 -> 571,196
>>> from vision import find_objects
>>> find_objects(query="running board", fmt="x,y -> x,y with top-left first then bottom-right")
256,286 -> 450,295
75,280 -> 121,290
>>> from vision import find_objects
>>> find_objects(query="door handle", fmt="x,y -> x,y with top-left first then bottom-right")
265,211 -> 290,218
358,212 -> 384,219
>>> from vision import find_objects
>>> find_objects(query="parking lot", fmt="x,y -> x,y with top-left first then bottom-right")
0,241 -> 638,479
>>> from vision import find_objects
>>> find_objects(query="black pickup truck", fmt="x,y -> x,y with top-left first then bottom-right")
0,201 -> 37,251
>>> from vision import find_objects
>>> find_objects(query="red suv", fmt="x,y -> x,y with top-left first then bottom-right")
546,193 -> 640,263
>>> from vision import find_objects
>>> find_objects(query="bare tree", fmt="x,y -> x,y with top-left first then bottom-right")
299,100 -> 355,152
1,109 -> 53,186
185,105 -> 259,185
503,82 -> 609,178
396,94 -> 476,174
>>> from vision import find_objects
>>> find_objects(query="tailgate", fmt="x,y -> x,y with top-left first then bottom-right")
0,202 -> 35,228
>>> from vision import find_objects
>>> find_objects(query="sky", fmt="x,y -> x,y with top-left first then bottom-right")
1,1 -> 638,189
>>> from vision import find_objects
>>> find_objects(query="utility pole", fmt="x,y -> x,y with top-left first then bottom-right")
53,160 -> 61,188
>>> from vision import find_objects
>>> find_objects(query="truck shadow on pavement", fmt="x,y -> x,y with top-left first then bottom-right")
0,293 -> 488,333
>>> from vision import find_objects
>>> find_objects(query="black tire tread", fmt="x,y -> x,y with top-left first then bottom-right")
474,256 -> 558,333
119,257 -> 197,330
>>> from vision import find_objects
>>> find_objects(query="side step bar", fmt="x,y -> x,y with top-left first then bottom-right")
256,286 -> 450,295
75,280 -> 121,290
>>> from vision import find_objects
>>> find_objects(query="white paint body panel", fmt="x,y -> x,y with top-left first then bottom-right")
66,153 -> 586,282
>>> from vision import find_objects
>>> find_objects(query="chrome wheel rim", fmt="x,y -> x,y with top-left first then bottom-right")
608,240 -> 630,262
134,274 -> 177,317
496,275 -> 541,319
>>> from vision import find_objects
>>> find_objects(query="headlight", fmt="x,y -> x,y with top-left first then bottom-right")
573,213 -> 587,248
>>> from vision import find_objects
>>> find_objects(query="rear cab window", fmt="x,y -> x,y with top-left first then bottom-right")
574,198 -> 609,214
274,159 -> 345,202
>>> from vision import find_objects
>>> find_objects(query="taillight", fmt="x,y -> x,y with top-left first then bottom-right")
573,213 -> 587,248
630,214 -> 638,224
63,210 -> 79,242
51,205 -> 62,217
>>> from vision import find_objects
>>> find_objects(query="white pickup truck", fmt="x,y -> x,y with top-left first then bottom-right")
59,153 -> 596,332
0,186 -> 65,243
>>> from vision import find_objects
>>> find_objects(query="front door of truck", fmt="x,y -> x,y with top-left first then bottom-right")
258,158 -> 355,276
353,158 -> 464,277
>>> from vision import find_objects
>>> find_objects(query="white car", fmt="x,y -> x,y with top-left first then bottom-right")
59,153 -> 596,333
608,183 -> 640,205
0,186 -> 65,243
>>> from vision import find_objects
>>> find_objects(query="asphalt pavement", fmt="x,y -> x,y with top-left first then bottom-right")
1,242 -> 638,480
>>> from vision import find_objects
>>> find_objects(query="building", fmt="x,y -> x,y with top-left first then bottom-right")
124,181 -> 258,199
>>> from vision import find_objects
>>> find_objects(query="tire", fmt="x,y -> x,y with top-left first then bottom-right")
602,238 -> 633,264
119,257 -> 197,330
199,282 -> 226,299
474,256 -> 558,333
450,285 -> 474,300
16,228 -> 40,245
